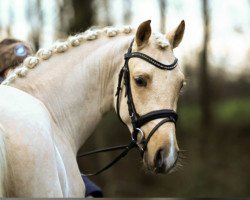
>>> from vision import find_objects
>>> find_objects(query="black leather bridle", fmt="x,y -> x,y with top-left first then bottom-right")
78,39 -> 179,176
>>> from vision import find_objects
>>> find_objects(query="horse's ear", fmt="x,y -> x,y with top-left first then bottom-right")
166,20 -> 185,48
135,20 -> 152,47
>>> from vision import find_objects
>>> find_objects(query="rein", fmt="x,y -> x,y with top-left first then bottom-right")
78,39 -> 179,176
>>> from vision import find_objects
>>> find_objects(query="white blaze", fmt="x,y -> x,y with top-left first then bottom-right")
165,128 -> 176,168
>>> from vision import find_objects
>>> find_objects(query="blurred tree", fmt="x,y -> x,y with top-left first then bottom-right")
103,0 -> 112,26
25,0 -> 43,50
93,0 -> 113,26
158,0 -> 167,33
123,0 -> 132,24
57,0 -> 74,36
0,1 -> 1,35
5,1 -> 13,37
200,0 -> 212,128
68,0 -> 94,34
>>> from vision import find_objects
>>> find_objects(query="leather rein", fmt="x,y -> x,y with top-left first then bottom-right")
78,39 -> 179,176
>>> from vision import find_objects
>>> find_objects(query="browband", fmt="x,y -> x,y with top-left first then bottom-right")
125,52 -> 178,70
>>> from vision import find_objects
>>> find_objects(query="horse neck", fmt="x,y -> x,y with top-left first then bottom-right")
11,35 -> 133,153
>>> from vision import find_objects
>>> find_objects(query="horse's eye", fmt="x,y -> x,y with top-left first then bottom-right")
134,77 -> 147,87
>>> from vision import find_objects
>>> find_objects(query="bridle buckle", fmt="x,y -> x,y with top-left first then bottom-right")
131,128 -> 145,151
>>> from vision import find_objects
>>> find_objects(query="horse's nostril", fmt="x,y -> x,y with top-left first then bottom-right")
154,149 -> 166,173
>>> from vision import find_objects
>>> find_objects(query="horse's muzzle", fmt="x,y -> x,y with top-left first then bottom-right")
154,147 -> 179,174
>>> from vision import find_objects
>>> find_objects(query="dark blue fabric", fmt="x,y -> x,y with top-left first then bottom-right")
82,176 -> 103,197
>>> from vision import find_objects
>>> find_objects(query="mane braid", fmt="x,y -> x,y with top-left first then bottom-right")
1,25 -> 169,86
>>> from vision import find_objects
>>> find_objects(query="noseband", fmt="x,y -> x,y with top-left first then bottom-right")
78,39 -> 179,176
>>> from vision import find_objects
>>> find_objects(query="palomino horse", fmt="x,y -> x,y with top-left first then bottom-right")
0,20 -> 185,197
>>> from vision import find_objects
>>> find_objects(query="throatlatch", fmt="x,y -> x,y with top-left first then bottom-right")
78,39 -> 179,176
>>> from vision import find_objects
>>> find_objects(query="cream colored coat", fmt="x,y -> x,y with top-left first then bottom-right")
0,20 -> 185,197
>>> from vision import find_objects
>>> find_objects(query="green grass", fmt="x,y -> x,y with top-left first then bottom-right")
178,103 -> 201,130
178,98 -> 250,129
215,98 -> 250,124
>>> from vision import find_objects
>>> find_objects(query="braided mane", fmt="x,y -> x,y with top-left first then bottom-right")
1,25 -> 170,86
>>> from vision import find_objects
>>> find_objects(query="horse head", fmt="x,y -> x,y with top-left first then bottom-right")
116,20 -> 185,173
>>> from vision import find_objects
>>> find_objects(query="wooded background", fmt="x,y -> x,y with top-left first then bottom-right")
0,0 -> 250,197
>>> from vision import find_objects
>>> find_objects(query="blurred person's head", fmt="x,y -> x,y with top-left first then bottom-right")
0,38 -> 34,78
